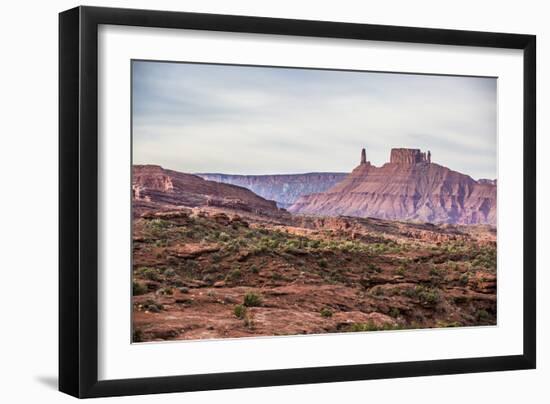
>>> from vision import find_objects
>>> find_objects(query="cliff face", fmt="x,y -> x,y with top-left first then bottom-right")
133,165 -> 280,216
196,172 -> 347,209
288,149 -> 496,225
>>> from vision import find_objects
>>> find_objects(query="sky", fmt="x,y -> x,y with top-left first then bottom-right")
132,60 -> 497,180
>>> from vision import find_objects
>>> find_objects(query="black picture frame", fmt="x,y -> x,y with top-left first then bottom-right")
59,5 -> 536,398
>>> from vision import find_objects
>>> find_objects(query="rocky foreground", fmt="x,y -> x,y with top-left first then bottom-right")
132,207 -> 496,342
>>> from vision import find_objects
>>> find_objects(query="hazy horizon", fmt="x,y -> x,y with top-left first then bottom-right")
132,61 -> 497,180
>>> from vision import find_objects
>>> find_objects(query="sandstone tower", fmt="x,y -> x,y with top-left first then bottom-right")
389,148 -> 431,164
360,148 -> 367,164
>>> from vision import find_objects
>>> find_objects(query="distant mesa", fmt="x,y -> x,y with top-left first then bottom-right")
288,147 -> 496,225
132,165 -> 281,217
196,172 -> 347,209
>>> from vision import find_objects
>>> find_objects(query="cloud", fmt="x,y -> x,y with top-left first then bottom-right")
132,61 -> 497,179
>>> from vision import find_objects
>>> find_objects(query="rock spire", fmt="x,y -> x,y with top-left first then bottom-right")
360,148 -> 367,164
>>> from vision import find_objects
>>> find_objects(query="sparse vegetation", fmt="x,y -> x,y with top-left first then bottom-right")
243,292 -> 262,307
132,328 -> 143,342
320,307 -> 333,318
234,304 -> 247,319
347,321 -> 403,332
132,206 -> 496,342
226,267 -> 242,281
476,309 -> 491,322
133,281 -> 147,296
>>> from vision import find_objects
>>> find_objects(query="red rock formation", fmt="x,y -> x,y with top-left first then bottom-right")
289,148 -> 496,225
133,165 -> 280,216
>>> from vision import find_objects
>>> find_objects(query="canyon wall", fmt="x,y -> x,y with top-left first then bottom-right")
196,172 -> 347,209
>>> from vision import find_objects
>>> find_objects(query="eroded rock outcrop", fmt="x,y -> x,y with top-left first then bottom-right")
133,165 -> 281,216
289,148 -> 496,225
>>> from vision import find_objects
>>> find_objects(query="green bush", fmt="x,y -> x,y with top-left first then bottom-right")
417,286 -> 440,305
158,287 -> 173,296
367,263 -> 382,273
396,265 -> 407,276
318,258 -> 328,268
243,292 -> 262,307
389,307 -> 401,318
132,281 -> 148,296
226,267 -> 242,281
163,268 -> 176,278
476,309 -> 490,322
234,304 -> 247,319
320,307 -> 333,318
348,321 -> 402,332
218,232 -> 231,242
132,328 -> 143,342
141,267 -> 161,281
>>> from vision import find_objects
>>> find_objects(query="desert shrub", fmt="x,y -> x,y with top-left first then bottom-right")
243,313 -> 255,329
163,268 -> 176,278
476,309 -> 490,322
142,268 -> 160,281
143,299 -> 163,312
226,267 -> 242,281
224,239 -> 242,252
178,286 -> 189,294
453,295 -> 467,304
348,322 -> 404,332
366,263 -> 381,273
459,273 -> 470,286
389,307 -> 401,318
132,281 -> 147,296
202,264 -> 220,274
403,287 -> 417,298
243,292 -> 262,307
250,265 -> 260,274
202,273 -> 216,284
318,258 -> 328,268
320,307 -> 333,318
139,267 -> 161,281
396,265 -> 407,276
132,328 -> 143,343
147,218 -> 170,232
184,259 -> 199,271
447,261 -> 460,271
308,239 -> 321,249
416,286 -> 440,305
437,321 -> 462,328
234,304 -> 247,319
349,322 -> 379,332
154,239 -> 167,248
157,287 -> 173,296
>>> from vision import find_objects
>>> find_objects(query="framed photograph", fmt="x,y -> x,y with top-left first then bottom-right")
59,6 -> 536,398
